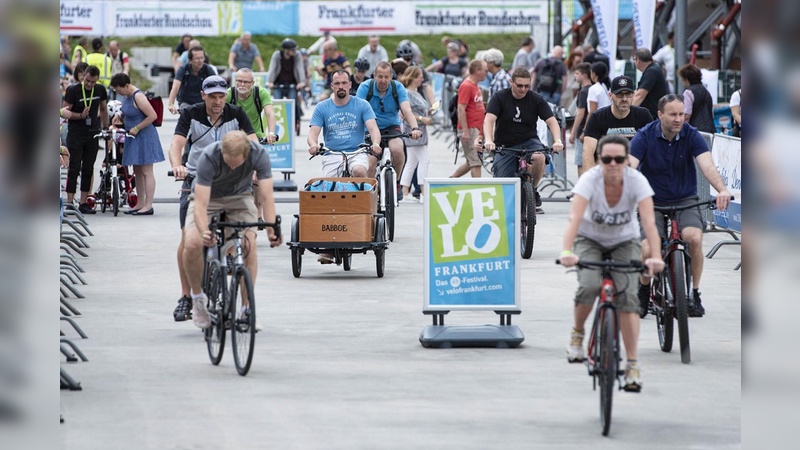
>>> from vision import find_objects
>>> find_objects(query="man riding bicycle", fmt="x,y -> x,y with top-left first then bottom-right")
175,131 -> 281,330
482,67 -> 564,212
630,94 -> 732,317
356,61 -> 422,182
307,69 -> 383,178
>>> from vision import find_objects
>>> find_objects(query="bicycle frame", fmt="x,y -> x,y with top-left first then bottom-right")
586,274 -> 620,379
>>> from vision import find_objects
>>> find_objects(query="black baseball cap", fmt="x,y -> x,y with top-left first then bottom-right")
610,76 -> 635,94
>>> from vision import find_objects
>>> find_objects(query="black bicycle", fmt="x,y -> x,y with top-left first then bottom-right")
646,199 -> 727,364
365,132 -> 411,242
203,214 -> 281,376
558,255 -> 646,436
493,146 -> 552,259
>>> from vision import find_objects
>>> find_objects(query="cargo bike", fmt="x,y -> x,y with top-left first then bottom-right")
288,146 -> 389,278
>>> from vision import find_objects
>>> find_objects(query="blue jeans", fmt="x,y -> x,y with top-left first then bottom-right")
272,85 -> 297,100
491,138 -> 546,179
539,90 -> 561,106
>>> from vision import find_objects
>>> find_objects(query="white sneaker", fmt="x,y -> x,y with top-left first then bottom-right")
419,196 -> 424,204
192,293 -> 211,329
623,363 -> 643,392
567,328 -> 585,363
399,196 -> 419,204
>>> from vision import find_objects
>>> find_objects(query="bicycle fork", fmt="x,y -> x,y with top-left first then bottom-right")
587,283 -> 624,386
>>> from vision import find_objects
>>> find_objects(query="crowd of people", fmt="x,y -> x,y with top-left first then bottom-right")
59,30 -> 739,395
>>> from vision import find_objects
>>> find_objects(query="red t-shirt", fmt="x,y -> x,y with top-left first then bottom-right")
457,79 -> 485,130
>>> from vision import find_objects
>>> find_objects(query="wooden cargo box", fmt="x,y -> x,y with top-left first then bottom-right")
299,177 -> 377,215
299,214 -> 374,243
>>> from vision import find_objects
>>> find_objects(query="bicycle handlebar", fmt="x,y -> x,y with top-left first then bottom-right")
493,145 -> 552,155
365,132 -> 412,143
556,258 -> 646,273
258,134 -> 280,145
310,143 -> 373,160
209,214 -> 282,239
653,196 -> 735,214
93,130 -> 136,140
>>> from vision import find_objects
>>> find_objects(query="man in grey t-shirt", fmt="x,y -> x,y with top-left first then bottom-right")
182,131 -> 281,330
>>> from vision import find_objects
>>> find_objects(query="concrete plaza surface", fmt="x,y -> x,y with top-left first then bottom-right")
60,114 -> 741,449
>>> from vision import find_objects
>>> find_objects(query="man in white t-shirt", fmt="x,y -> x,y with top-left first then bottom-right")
652,32 -> 677,93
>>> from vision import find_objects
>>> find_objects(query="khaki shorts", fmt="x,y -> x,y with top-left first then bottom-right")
573,237 -> 642,314
185,193 -> 259,238
460,127 -> 482,168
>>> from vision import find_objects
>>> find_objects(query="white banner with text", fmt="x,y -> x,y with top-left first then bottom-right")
632,0 -> 656,50
590,0 -> 619,60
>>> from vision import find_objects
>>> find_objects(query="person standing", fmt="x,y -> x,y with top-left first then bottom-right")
582,75 -> 653,170
228,32 -> 266,73
482,67 -> 564,212
62,66 -> 109,214
586,62 -> 612,124
451,59 -> 488,179
106,41 -> 130,100
569,63 -> 593,176
85,38 -> 113,88
109,73 -> 164,215
398,67 -> 432,203
678,64 -> 716,133
483,48 -> 511,101
630,94 -> 732,317
653,32 -> 677,93
71,36 -> 89,67
531,46 -> 568,105
356,35 -> 388,78
632,48 -> 670,119
512,36 -> 539,70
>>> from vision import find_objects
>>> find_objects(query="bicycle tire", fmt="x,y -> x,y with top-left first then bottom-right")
100,172 -> 108,214
290,217 -> 302,278
112,178 -> 120,216
655,273 -> 674,352
520,181 -> 536,259
375,218 -> 386,278
599,308 -> 616,436
671,251 -> 691,364
382,170 -> 396,241
343,253 -> 352,271
203,260 -> 226,365
231,267 -> 256,376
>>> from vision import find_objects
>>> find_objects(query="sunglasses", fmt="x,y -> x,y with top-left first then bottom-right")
514,83 -> 531,89
204,80 -> 227,89
600,155 -> 628,164
379,98 -> 385,113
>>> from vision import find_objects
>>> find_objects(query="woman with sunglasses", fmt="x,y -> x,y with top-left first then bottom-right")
559,134 -> 664,393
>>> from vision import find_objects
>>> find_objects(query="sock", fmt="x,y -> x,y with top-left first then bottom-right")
627,359 -> 638,367
191,292 -> 204,302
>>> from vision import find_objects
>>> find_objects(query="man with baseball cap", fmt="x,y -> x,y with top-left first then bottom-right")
168,75 -> 267,324
581,75 -> 654,171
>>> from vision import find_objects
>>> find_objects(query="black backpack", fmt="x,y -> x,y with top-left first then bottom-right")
228,86 -> 264,134
448,97 -> 459,128
365,79 -> 399,107
537,58 -> 559,93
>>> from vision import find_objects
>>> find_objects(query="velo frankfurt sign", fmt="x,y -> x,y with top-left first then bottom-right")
423,179 -> 520,311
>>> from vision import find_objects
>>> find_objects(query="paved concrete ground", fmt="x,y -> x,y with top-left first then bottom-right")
60,113 -> 741,449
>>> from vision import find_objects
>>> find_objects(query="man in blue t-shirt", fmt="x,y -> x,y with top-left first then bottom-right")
630,94 -> 732,318
308,70 -> 383,178
356,61 -> 422,179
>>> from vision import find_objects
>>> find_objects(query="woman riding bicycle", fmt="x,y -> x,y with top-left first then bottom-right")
559,135 -> 664,393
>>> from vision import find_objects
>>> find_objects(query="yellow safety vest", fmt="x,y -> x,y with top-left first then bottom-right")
86,52 -> 113,87
72,44 -> 87,64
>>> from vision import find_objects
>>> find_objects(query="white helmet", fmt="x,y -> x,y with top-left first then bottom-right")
107,100 -> 122,118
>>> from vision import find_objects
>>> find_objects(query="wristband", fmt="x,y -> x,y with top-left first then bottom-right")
132,126 -> 139,133
560,250 -> 574,257
554,139 -> 563,144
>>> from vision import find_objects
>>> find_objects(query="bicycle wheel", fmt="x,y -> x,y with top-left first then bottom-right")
671,251 -> 691,364
654,273 -> 674,352
375,218 -> 386,278
598,308 -> 617,436
290,217 -> 302,278
203,260 -> 226,365
230,267 -> 256,376
520,181 -> 536,259
382,170 -> 395,241
112,177 -> 120,216
343,253 -> 352,271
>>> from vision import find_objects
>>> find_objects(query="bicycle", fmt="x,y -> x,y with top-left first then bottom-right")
91,129 -> 136,216
557,255 -> 647,436
646,198 -> 727,364
203,214 -> 282,376
365,132 -> 411,242
492,145 -> 552,259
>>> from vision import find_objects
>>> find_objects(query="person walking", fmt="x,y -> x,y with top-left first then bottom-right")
398,67 -> 432,203
109,73 -> 165,215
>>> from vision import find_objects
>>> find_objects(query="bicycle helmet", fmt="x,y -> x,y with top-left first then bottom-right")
353,58 -> 370,73
107,99 -> 122,118
396,43 -> 414,59
299,47 -> 308,56
281,38 -> 297,50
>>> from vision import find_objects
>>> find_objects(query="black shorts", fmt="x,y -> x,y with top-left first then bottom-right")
379,125 -> 402,148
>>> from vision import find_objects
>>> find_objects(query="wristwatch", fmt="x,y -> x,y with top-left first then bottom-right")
412,127 -> 420,131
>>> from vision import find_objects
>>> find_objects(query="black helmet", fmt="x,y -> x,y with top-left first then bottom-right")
353,58 -> 370,72
396,43 -> 414,59
281,38 -> 297,50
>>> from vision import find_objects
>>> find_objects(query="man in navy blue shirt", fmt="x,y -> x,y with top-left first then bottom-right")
630,94 -> 732,317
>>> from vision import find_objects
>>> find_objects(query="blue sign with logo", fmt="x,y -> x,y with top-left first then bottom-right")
268,99 -> 295,172
242,1 -> 299,35
424,179 -> 520,311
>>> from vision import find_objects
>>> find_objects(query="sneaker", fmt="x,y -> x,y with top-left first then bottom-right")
567,328 -> 586,363
535,206 -> 545,214
689,290 -> 705,317
317,253 -> 334,264
399,196 -> 419,204
173,296 -> 192,322
638,282 -> 651,318
192,293 -> 211,329
623,363 -> 643,392
535,190 -> 542,207
78,203 -> 96,214
419,195 -> 424,204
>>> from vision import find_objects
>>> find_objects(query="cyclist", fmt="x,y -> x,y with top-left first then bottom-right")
350,58 -> 371,96
560,135 -> 664,392
395,42 -> 436,105
307,69 -> 383,179
167,76 -> 258,323
180,131 -> 281,329
630,94 -> 732,318
356,61 -> 422,182
266,38 -> 305,102
482,67 -> 564,212
168,46 -> 216,114
227,68 -> 276,144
